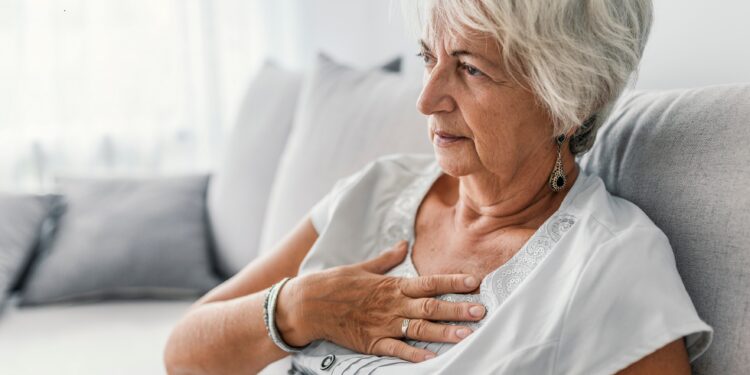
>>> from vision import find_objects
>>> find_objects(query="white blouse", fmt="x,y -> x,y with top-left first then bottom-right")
287,153 -> 713,375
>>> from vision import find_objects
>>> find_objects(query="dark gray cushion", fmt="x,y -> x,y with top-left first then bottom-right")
380,56 -> 402,73
19,175 -> 220,306
578,83 -> 750,374
0,194 -> 51,310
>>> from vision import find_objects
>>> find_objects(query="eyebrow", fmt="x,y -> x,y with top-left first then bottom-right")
419,39 -> 500,70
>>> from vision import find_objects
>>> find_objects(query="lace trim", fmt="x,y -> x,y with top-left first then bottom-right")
375,167 -> 433,280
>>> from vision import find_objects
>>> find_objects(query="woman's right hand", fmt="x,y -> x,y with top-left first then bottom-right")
275,240 -> 487,363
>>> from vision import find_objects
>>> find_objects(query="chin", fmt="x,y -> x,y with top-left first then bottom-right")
433,149 -> 474,177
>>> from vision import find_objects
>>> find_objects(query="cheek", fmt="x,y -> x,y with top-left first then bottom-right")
472,126 -> 517,162
464,93 -> 511,141
462,101 -> 524,165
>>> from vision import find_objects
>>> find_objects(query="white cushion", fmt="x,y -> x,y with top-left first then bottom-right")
258,53 -> 431,255
207,61 -> 302,277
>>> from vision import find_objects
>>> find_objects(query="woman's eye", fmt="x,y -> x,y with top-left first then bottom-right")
461,63 -> 484,77
416,51 -> 432,65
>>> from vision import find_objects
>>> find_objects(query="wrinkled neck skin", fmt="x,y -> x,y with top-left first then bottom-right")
438,143 -> 579,241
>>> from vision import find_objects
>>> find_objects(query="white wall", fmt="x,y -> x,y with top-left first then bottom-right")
259,0 -> 414,71
265,0 -> 750,89
635,0 -> 750,90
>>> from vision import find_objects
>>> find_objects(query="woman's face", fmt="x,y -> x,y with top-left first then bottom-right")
417,31 -> 559,182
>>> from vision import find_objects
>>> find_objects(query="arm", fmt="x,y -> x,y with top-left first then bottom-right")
165,213 -> 490,373
616,337 -> 692,375
163,216 -> 319,375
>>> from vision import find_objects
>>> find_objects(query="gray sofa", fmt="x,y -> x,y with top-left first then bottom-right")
578,83 -> 750,374
0,52 -> 746,373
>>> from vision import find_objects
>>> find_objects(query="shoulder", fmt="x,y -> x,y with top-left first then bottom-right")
563,170 -> 679,285
555,171 -> 713,373
368,152 -> 437,175
332,153 -> 437,193
308,153 -> 436,233
566,169 -> 666,242
556,219 -> 713,373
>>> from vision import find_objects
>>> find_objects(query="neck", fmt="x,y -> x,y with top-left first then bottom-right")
446,151 -> 579,238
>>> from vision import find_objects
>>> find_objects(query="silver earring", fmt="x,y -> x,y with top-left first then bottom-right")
549,134 -> 566,192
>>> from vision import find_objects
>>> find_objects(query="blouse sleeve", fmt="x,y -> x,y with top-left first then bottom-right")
555,225 -> 714,375
308,162 -> 374,234
308,178 -> 346,234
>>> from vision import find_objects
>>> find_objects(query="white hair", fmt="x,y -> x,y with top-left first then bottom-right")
397,0 -> 653,155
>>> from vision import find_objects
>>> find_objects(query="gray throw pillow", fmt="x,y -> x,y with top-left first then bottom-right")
19,175 -> 220,306
0,194 -> 51,310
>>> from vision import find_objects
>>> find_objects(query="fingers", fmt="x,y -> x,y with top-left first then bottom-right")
358,240 -> 409,274
401,318 -> 475,343
370,337 -> 436,363
403,297 -> 486,322
399,273 -> 480,297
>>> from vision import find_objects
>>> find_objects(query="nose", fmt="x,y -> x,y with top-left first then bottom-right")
416,64 -> 455,116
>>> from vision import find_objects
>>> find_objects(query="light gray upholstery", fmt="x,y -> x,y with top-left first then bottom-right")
578,83 -> 750,374
207,61 -> 303,278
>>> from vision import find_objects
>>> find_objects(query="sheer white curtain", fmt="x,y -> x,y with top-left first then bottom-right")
0,0 -> 266,193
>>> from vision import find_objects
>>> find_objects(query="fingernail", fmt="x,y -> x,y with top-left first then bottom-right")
424,353 -> 436,360
456,328 -> 472,338
464,276 -> 477,288
469,305 -> 484,317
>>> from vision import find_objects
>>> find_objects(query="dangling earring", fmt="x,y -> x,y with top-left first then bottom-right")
549,134 -> 566,192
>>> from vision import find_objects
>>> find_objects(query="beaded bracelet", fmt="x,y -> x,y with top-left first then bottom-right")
263,276 -> 310,353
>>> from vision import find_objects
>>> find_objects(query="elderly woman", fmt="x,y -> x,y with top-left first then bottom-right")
165,0 -> 713,374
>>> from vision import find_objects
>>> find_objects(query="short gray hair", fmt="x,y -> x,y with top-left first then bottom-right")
398,0 -> 653,155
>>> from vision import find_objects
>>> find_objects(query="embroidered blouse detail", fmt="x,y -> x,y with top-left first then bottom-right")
376,163 -> 577,356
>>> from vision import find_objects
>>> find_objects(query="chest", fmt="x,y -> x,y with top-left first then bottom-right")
410,198 -> 537,294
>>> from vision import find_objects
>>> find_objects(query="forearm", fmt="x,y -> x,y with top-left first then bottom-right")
164,287 -> 295,375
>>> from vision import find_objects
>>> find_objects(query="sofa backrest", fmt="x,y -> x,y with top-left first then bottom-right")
256,54 -> 432,256
578,83 -> 750,374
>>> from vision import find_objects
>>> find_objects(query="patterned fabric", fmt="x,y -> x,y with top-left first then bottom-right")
379,164 -> 578,356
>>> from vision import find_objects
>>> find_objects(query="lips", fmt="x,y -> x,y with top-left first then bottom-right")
433,129 -> 468,147
434,129 -> 464,139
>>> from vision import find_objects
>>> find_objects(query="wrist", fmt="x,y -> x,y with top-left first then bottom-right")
274,276 -> 313,347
